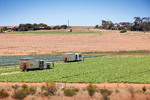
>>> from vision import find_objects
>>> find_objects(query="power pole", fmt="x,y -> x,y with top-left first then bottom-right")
68,20 -> 69,27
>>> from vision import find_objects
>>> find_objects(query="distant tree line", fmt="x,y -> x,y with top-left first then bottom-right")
0,23 -> 68,32
18,23 -> 51,31
95,17 -> 150,31
18,23 -> 68,31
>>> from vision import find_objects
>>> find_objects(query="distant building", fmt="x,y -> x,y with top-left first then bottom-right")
39,26 -> 45,30
7,26 -> 19,29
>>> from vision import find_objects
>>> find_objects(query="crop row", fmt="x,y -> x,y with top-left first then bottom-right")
0,56 -> 150,83
0,65 -> 20,74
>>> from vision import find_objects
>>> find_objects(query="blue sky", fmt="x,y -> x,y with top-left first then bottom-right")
0,0 -> 150,26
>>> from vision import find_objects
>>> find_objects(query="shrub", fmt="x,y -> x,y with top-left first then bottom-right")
43,91 -> 49,97
115,88 -> 119,93
142,86 -> 146,93
86,83 -> 97,97
100,89 -> 113,96
0,89 -> 9,99
20,87 -> 30,95
12,84 -> 19,92
61,25 -> 68,29
120,29 -> 127,33
64,89 -> 76,96
12,89 -> 27,100
101,94 -> 110,100
100,89 -> 112,100
53,25 -> 61,30
41,85 -> 46,92
45,82 -> 57,95
22,84 -> 28,89
47,82 -> 57,95
72,88 -> 79,92
95,25 -> 99,28
29,86 -> 37,95
45,26 -> 51,30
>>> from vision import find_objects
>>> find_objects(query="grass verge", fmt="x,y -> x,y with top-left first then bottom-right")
55,50 -> 150,56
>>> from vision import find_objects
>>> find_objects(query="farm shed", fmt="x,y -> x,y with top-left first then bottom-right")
19,58 -> 54,71
62,53 -> 83,62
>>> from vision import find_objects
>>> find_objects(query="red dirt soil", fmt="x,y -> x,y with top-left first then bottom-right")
1,82 -> 150,100
1,82 -> 150,88
0,30 -> 150,56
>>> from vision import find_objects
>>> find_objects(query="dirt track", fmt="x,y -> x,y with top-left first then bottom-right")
0,31 -> 150,56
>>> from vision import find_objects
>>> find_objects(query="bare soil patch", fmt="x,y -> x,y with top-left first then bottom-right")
0,30 -> 150,56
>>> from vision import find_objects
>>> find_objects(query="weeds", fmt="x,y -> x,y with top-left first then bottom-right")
63,86 -> 79,97
142,86 -> 147,93
101,94 -> 110,100
12,84 -> 37,100
12,89 -> 28,100
128,86 -> 135,100
45,82 -> 57,95
41,85 -> 46,92
86,83 -> 97,97
43,91 -> 49,97
100,88 -> 113,96
41,82 -> 57,97
12,84 -> 19,92
0,89 -> 9,99
100,88 -> 112,100
115,88 -> 119,93
64,89 -> 76,96
22,84 -> 28,89
29,86 -> 37,95
70,87 -> 80,92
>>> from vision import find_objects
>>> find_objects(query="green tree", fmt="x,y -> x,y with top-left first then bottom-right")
53,25 -> 61,29
12,27 -> 18,31
61,25 -> 68,29
19,27 -> 28,31
131,17 -> 150,31
44,26 -> 51,30
95,25 -> 99,28
101,20 -> 114,29
0,27 -> 8,33
3,27 -> 8,30
33,26 -> 39,30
